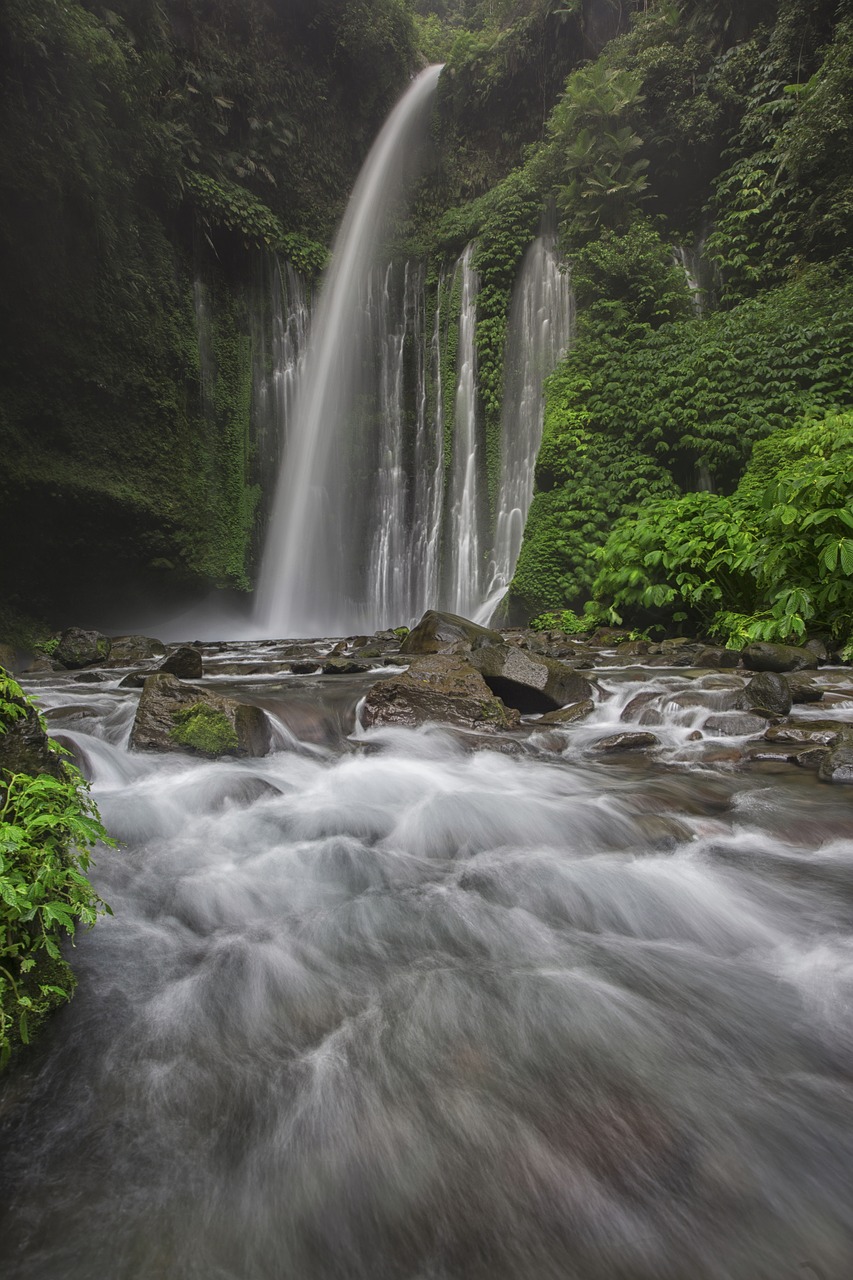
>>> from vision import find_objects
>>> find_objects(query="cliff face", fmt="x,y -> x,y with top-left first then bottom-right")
2,0 -> 851,641
0,0 -> 417,624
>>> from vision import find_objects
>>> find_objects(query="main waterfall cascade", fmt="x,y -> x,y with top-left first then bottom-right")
249,64 -> 576,639
253,65 -> 445,639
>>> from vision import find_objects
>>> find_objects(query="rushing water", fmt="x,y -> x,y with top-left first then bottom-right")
255,66 -> 443,639
3,648 -> 853,1279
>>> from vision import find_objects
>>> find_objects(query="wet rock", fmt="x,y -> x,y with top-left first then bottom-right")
703,711 -> 769,737
360,655 -> 519,733
740,742 -> 803,766
130,673 -> 270,758
795,746 -> 830,769
105,635 -> 165,666
805,637 -> 829,662
591,628 -> 631,645
289,659 -> 322,675
22,656 -> 59,673
635,815 -> 693,850
695,646 -> 740,668
159,646 -> 203,680
742,642 -> 818,673
621,692 -> 660,722
399,610 -> 503,656
615,639 -> 649,657
818,746 -> 853,784
54,627 -> 112,669
351,644 -> 383,660
468,644 -> 593,714
536,698 -> 596,726
738,671 -> 792,717
322,657 -> 369,675
588,731 -> 660,753
118,670 -> 152,689
0,681 -> 64,779
786,674 -> 824,704
764,720 -> 851,748
73,671 -> 108,684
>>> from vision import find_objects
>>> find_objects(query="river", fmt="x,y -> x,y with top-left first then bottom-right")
2,641 -> 853,1279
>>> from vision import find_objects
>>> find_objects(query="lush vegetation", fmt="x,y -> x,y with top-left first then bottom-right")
2,0 -> 853,653
0,671 -> 113,1064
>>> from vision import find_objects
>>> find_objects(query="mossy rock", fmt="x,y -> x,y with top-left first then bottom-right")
129,673 -> 270,758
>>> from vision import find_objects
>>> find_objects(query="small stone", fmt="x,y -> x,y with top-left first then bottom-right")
621,692 -> 659,722
786,675 -> 824,704
289,659 -> 321,675
536,698 -> 596,726
73,672 -> 108,684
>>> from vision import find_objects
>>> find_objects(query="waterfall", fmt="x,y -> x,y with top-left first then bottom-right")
672,241 -> 709,315
443,244 -> 486,619
479,235 -> 574,619
250,256 -> 310,487
254,65 -> 444,638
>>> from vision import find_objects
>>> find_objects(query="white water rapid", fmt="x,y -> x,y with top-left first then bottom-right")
4,651 -> 853,1278
254,65 -> 444,639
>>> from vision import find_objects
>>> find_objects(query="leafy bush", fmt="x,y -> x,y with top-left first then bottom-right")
0,671 -> 113,1064
593,412 -> 853,647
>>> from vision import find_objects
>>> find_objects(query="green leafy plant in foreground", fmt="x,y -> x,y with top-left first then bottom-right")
0,672 -> 113,1065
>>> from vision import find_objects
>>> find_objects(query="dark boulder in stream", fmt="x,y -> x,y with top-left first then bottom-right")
742,642 -> 818,673
468,644 -> 593,714
53,627 -> 112,669
400,609 -> 503,655
361,654 -> 519,732
130,673 -> 271,757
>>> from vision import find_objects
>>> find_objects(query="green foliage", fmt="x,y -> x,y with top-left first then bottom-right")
570,219 -> 690,333
169,703 -> 238,755
529,603 -> 603,633
544,60 -> 648,240
185,174 -> 326,274
593,412 -> 853,646
0,671 -> 113,1065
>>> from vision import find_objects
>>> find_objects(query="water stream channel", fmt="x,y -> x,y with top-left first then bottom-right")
2,642 -> 853,1278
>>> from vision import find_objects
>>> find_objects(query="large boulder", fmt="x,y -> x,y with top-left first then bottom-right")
0,671 -> 64,779
739,671 -> 793,717
130,673 -> 270,757
468,644 -> 593,714
105,635 -> 166,666
54,627 -> 112,669
360,655 -> 519,732
400,610 -> 503,656
159,646 -> 204,680
742,642 -> 818,673
818,746 -> 853,785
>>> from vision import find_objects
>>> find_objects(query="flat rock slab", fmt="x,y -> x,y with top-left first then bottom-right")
588,732 -> 660,753
360,655 -> 519,733
130,673 -> 270,757
703,712 -> 770,737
